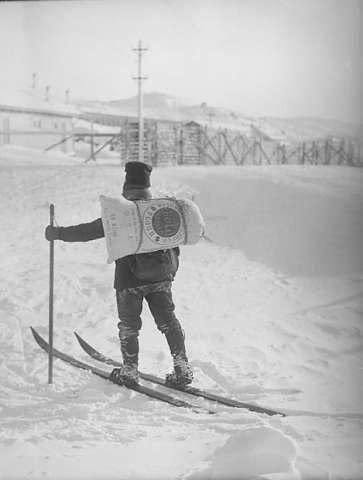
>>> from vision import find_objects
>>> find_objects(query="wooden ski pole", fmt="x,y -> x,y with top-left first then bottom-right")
48,204 -> 55,384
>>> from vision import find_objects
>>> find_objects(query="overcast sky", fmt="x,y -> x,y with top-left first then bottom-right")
0,0 -> 361,123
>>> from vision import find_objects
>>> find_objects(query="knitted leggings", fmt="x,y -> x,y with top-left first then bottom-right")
116,281 -> 187,368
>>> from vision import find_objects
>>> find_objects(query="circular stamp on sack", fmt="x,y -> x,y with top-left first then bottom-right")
143,203 -> 183,244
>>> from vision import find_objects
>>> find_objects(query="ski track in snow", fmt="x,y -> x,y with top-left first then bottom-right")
0,146 -> 362,479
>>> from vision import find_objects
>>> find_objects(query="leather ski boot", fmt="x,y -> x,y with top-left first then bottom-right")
165,354 -> 193,388
110,364 -> 139,387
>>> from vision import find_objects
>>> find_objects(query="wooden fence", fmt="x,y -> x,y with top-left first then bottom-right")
1,113 -> 362,167
120,122 -> 362,167
196,127 -> 362,166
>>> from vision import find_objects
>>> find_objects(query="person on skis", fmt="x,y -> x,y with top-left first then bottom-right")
45,161 -> 193,388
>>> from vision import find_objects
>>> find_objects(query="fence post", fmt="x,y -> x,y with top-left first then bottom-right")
282,144 -> 287,164
197,125 -> 202,164
312,142 -> 315,164
217,129 -> 222,164
342,138 -> 346,165
71,120 -> 76,154
338,138 -> 345,165
347,141 -> 354,166
252,139 -> 257,165
173,124 -> 179,166
198,125 -> 204,165
90,120 -> 95,161
301,142 -> 306,164
324,140 -> 329,165
180,127 -> 184,165
61,122 -> 67,153
358,141 -> 362,166
3,117 -> 10,144
258,138 -> 262,165
152,121 -> 158,167
274,145 -> 279,164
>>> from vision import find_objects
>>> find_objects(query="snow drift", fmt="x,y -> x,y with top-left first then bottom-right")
0,145 -> 362,479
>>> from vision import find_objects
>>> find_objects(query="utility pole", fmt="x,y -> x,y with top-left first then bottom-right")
132,40 -> 148,162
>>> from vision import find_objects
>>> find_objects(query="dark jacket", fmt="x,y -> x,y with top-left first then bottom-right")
58,218 -> 180,291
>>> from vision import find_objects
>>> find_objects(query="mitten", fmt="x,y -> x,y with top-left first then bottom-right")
45,225 -> 61,241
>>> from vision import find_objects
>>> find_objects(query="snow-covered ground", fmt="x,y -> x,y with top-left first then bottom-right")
0,145 -> 362,479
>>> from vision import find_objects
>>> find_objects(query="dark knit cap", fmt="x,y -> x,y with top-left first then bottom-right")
123,161 -> 152,189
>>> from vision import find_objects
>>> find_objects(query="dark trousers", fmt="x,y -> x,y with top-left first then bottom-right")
116,281 -> 187,369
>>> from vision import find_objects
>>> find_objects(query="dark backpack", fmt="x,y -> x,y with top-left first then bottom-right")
128,248 -> 179,283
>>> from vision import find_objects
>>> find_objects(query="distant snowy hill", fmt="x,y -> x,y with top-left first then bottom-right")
74,92 -> 360,142
76,92 -> 253,135
1,87 -> 359,142
255,116 -> 361,142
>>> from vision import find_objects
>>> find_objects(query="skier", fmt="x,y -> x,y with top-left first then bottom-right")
45,161 -> 193,388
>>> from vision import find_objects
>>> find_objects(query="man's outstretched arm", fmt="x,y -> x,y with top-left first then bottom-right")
45,218 -> 104,242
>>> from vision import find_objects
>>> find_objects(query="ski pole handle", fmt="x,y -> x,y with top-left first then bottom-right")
48,204 -> 55,384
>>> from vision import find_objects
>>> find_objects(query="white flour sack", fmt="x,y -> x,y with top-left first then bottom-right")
100,195 -> 205,263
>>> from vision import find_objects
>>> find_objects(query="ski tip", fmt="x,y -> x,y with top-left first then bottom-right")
30,327 -> 44,343
30,326 -> 38,338
74,331 -> 86,343
29,327 -> 48,352
74,331 -> 87,347
30,326 -> 43,342
74,331 -> 88,347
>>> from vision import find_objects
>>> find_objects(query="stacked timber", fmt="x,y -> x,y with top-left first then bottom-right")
154,121 -> 178,166
181,121 -> 202,165
121,120 -> 152,164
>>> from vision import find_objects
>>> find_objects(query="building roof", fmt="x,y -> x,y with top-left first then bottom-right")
0,88 -> 79,118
